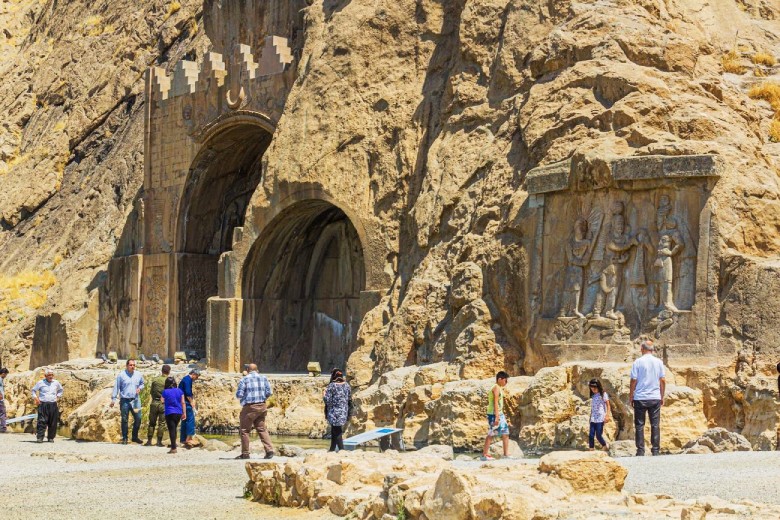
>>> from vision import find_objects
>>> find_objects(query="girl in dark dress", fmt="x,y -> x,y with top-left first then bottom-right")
324,369 -> 351,452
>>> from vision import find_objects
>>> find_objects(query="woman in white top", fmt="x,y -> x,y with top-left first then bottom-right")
588,378 -> 611,451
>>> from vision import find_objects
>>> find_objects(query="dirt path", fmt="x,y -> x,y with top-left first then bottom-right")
4,431 -> 780,519
0,432 -> 335,519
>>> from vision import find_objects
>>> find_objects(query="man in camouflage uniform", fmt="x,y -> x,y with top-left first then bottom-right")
146,364 -> 171,446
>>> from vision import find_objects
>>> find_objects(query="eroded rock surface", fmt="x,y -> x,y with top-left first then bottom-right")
244,450 -> 780,519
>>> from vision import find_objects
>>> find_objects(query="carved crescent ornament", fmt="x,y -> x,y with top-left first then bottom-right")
226,86 -> 245,109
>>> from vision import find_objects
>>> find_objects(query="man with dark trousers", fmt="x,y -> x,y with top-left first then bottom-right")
146,364 -> 171,446
178,368 -> 200,448
31,369 -> 64,443
110,359 -> 145,444
629,340 -> 666,456
0,367 -> 9,433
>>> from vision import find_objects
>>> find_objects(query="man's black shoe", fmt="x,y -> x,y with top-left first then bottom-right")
121,439 -> 128,445
36,438 -> 43,443
235,454 -> 250,460
131,438 -> 144,445
47,439 -> 54,443
263,451 -> 274,459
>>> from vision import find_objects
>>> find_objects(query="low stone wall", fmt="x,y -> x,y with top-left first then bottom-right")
244,450 -> 780,519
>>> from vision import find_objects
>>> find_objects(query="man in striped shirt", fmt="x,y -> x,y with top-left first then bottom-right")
235,364 -> 274,460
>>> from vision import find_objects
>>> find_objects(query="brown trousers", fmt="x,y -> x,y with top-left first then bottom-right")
239,402 -> 273,456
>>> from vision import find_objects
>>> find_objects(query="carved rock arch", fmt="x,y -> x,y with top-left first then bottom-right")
173,117 -> 274,356
238,195 -> 375,372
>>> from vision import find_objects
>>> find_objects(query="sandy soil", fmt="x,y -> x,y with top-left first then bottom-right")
0,432 -> 336,520
3,431 -> 780,519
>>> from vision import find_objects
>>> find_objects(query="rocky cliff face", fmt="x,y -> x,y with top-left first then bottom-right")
0,0 -> 206,368
1,0 -> 779,449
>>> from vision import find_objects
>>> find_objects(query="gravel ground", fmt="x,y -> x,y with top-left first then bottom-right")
0,432 -> 336,520
619,451 -> 780,504
3,431 -> 780,519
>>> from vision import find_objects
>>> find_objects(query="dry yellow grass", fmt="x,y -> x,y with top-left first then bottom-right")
0,271 -> 57,331
722,50 -> 747,74
770,119 -> 780,143
84,15 -> 104,36
165,1 -> 181,20
748,82 -> 780,112
748,83 -> 780,142
752,52 -> 777,67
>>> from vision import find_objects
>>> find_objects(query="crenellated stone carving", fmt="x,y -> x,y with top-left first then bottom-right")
146,36 -> 292,109
258,35 -> 293,76
171,60 -> 199,97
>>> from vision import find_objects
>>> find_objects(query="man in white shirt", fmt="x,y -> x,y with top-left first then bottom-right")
629,340 -> 665,456
31,369 -> 64,443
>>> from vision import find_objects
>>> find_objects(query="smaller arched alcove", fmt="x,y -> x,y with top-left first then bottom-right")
241,200 -> 366,372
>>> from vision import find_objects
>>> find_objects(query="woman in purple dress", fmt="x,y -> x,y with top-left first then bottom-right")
324,369 -> 351,452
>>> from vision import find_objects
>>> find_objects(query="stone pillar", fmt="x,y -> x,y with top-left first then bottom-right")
206,297 -> 242,372
140,254 -> 174,358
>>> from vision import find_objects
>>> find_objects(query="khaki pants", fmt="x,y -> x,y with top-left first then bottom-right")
148,401 -> 165,441
239,402 -> 273,456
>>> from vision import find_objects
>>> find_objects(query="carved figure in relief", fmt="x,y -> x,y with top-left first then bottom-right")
653,234 -> 682,312
559,218 -> 596,318
650,195 -> 692,312
592,263 -> 618,319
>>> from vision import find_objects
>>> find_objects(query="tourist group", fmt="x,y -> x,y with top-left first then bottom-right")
1,339 -> 777,457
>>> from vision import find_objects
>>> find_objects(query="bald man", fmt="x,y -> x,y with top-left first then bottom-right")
235,363 -> 274,459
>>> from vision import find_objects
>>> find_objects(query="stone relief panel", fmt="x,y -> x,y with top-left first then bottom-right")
141,264 -> 169,356
528,155 -> 720,348
543,190 -> 699,339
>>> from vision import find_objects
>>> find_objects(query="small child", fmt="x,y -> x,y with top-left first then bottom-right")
482,371 -> 511,461
588,378 -> 611,451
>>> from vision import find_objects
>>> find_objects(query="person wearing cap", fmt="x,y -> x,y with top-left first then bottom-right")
178,368 -> 200,449
31,369 -> 64,443
629,340 -> 666,456
146,364 -> 171,447
0,367 -> 9,433
235,363 -> 274,459
110,359 -> 145,445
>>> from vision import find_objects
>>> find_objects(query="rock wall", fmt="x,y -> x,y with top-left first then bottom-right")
1,0 -> 779,452
352,361 -> 777,452
244,450 -> 780,519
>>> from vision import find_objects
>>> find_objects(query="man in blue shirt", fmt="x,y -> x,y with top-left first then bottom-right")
235,363 -> 274,459
179,368 -> 200,448
110,359 -> 145,444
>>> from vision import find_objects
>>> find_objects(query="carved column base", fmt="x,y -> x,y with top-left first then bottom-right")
205,297 -> 242,372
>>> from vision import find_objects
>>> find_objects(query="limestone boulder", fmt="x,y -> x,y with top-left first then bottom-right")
67,387 -> 121,443
608,440 -> 636,458
656,385 -> 709,452
427,378 -> 495,449
682,427 -> 752,454
416,444 -> 454,460
420,469 -> 476,520
538,451 -> 627,493
489,439 -> 524,459
735,377 -> 780,450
